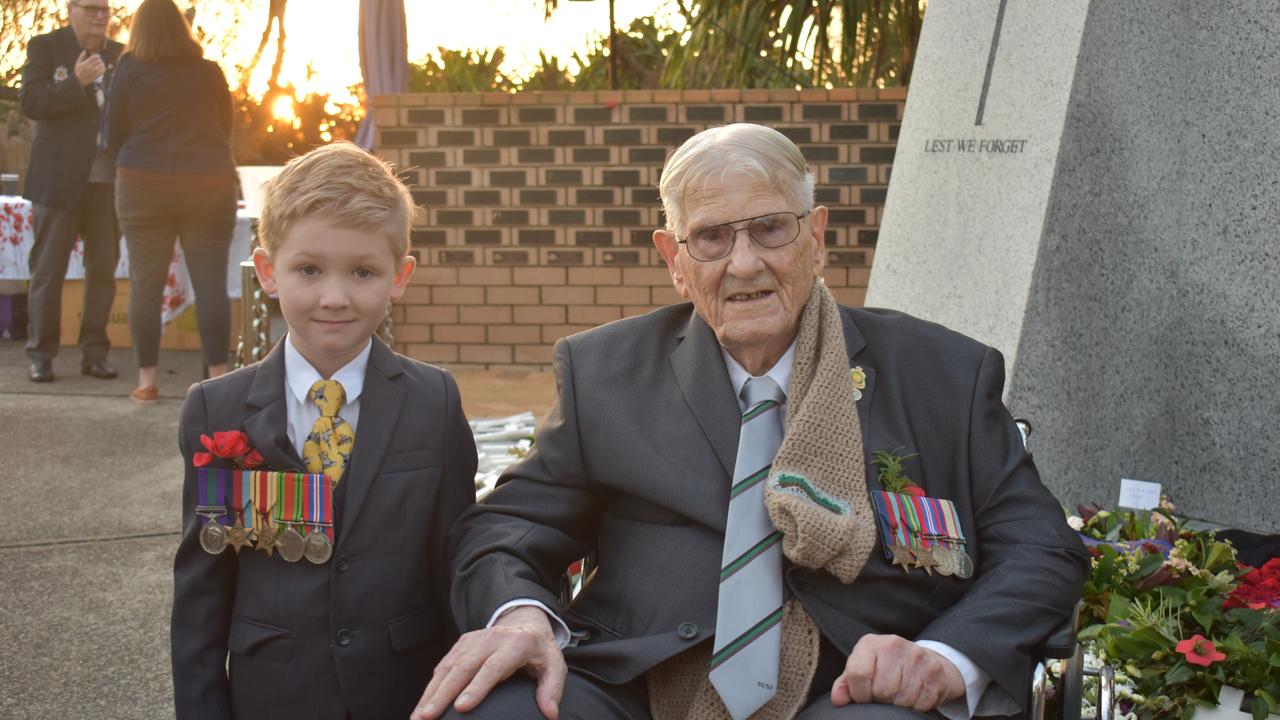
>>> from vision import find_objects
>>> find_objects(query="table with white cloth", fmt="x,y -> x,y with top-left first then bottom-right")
0,195 -> 254,325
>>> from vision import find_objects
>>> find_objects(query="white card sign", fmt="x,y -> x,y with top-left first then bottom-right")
1118,478 -> 1162,510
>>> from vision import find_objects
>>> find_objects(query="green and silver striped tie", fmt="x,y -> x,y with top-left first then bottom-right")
710,375 -> 786,719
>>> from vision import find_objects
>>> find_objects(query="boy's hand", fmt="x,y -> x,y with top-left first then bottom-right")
412,606 -> 565,720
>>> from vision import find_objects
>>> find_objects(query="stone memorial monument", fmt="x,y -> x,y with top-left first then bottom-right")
867,0 -> 1280,532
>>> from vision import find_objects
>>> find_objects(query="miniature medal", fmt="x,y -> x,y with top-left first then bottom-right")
277,525 -> 306,563
889,543 -> 914,573
196,505 -> 228,555
913,545 -> 938,575
304,530 -> 333,564
199,520 -> 228,554
951,549 -> 974,579
255,508 -> 279,557
933,546 -> 956,576
225,511 -> 252,554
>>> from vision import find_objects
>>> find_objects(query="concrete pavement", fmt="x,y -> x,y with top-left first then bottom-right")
0,338 -> 553,717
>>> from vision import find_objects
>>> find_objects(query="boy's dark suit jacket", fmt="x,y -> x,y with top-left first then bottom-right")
450,303 -> 1089,713
172,337 -> 477,720
20,26 -> 123,209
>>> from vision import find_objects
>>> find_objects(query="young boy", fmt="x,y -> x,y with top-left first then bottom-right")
171,142 -> 477,719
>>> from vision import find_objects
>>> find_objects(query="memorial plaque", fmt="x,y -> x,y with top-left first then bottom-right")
867,0 -> 1280,532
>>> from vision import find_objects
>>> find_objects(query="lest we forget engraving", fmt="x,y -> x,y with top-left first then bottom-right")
923,0 -> 1027,156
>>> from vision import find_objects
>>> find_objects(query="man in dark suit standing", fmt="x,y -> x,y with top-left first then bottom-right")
20,1 -> 123,382
416,124 -> 1088,720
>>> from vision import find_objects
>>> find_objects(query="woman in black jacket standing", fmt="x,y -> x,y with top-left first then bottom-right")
106,0 -> 235,403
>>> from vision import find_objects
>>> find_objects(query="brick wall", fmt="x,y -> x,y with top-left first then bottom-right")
373,88 -> 904,370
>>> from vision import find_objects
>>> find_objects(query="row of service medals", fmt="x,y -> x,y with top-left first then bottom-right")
196,468 -> 335,565
872,490 -> 974,578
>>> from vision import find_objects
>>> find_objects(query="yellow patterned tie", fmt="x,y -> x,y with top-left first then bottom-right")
302,379 -> 355,484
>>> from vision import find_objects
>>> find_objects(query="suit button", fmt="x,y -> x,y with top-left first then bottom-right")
336,629 -> 352,646
336,556 -> 350,572
677,622 -> 698,640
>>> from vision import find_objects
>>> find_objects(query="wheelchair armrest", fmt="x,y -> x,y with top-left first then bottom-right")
1035,600 -> 1083,660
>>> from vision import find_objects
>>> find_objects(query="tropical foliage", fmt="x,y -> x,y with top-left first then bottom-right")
663,0 -> 926,88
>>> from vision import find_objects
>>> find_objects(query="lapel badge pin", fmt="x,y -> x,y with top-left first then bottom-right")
850,366 -> 866,401
54,66 -> 69,82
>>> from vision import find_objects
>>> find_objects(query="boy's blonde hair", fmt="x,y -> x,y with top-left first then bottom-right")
257,142 -> 415,258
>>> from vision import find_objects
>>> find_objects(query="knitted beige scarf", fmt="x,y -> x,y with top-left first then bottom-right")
648,280 -> 879,719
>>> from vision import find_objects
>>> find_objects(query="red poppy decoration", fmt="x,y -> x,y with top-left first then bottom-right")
201,431 -> 252,459
903,484 -> 928,498
1175,634 -> 1226,666
194,430 -> 262,470
1225,558 -> 1280,610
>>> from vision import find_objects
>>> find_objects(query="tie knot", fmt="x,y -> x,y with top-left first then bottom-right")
309,379 -> 346,418
741,375 -> 785,409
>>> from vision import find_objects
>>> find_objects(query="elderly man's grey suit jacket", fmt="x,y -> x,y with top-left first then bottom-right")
450,302 -> 1088,711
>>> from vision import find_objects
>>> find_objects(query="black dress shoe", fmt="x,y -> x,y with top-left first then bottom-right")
29,360 -> 54,383
81,357 -> 118,379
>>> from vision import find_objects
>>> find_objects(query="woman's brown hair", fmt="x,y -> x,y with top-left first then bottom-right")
125,0 -> 203,62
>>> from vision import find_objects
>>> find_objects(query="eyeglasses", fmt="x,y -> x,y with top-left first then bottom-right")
73,3 -> 112,16
677,210 -> 809,262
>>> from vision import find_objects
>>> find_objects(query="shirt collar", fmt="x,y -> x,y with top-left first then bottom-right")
284,335 -> 372,406
721,339 -> 797,402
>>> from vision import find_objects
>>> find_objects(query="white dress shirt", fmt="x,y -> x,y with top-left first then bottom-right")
491,339 -> 1015,719
283,335 -> 370,460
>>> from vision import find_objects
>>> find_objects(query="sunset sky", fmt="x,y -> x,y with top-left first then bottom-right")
200,0 -> 682,104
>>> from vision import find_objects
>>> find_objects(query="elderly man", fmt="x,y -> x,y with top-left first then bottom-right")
20,0 -> 122,382
416,124 -> 1087,720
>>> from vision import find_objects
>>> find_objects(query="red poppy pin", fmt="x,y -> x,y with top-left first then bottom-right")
193,430 -> 264,470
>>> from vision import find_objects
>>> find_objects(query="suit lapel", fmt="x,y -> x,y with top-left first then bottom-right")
669,311 -> 739,478
243,340 -> 306,472
840,308 -> 877,439
339,338 -> 405,535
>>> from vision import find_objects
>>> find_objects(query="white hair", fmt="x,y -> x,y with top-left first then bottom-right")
658,123 -> 815,234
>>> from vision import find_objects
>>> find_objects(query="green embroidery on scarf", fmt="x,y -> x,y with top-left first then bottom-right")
773,473 -> 849,515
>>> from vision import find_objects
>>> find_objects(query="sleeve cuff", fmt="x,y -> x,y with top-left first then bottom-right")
916,640 -> 988,720
486,599 -> 571,649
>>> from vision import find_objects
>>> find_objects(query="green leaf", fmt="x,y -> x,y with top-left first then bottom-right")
1078,623 -> 1105,640
1108,592 -> 1132,622
1192,606 -> 1217,634
1256,690 -> 1277,720
1136,551 -> 1166,577
1164,662 -> 1195,685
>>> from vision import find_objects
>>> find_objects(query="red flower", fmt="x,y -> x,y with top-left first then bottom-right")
200,430 -> 251,459
1225,559 -> 1280,609
903,484 -> 927,498
192,430 -> 267,471
1175,635 -> 1226,666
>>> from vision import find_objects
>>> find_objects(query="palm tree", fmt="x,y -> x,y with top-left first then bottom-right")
665,0 -> 925,88
544,0 -> 925,89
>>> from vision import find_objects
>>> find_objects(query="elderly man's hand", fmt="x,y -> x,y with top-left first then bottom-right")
73,51 -> 105,88
411,606 -> 565,720
830,634 -> 966,712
